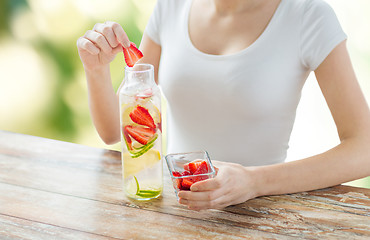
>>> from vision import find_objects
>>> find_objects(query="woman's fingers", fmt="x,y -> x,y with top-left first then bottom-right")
179,194 -> 230,210
79,21 -> 130,56
93,23 -> 119,48
177,178 -> 227,210
106,21 -> 130,48
77,37 -> 99,55
190,178 -> 221,192
84,30 -> 112,54
178,188 -> 224,201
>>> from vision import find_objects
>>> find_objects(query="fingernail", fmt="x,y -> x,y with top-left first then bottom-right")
191,187 -> 198,191
123,41 -> 130,48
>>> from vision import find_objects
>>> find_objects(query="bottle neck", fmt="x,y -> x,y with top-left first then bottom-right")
122,64 -> 156,95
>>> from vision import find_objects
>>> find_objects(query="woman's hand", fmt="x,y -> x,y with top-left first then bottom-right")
177,161 -> 259,211
77,21 -> 130,71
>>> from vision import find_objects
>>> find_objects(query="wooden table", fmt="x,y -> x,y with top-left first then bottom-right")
0,131 -> 369,239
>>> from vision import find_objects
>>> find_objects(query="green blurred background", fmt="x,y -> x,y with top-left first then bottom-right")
0,0 -> 369,188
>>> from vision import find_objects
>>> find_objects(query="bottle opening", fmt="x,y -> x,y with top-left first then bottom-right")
125,63 -> 154,73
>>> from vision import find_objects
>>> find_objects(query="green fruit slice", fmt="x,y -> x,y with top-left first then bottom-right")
133,176 -> 161,198
129,134 -> 158,158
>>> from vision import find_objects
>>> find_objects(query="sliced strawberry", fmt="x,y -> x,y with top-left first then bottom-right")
172,171 -> 182,177
122,126 -> 133,150
188,160 -> 208,174
182,170 -> 191,176
129,105 -> 156,129
172,171 -> 183,190
122,42 -> 143,67
181,178 -> 194,190
135,88 -> 153,101
193,175 -> 209,182
183,163 -> 190,172
157,121 -> 162,133
193,160 -> 209,175
125,125 -> 155,145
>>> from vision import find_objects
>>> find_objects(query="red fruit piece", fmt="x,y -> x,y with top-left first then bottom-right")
125,125 -> 155,145
122,42 -> 143,67
188,160 -> 209,174
172,171 -> 183,190
122,127 -> 133,150
193,175 -> 209,182
183,163 -> 190,172
172,171 -> 182,177
182,170 -> 191,176
129,105 -> 156,129
135,88 -> 153,101
181,178 -> 194,190
193,160 -> 209,175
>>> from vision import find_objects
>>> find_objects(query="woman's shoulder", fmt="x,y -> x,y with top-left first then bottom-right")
285,0 -> 335,14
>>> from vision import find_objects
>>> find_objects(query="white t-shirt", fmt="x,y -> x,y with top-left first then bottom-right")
145,0 -> 347,166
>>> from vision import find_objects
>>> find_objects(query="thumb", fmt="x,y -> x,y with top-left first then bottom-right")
112,45 -> 123,55
214,166 -> 219,175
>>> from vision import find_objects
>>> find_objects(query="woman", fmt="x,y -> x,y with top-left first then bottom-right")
77,0 -> 370,210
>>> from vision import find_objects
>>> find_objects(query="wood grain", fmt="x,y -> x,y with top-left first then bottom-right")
0,183 -> 290,240
0,130 -> 369,239
0,214 -> 115,240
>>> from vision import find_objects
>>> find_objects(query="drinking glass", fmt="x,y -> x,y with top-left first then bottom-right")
165,151 -> 216,199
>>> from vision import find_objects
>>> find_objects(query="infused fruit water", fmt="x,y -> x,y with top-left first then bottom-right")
119,64 -> 162,200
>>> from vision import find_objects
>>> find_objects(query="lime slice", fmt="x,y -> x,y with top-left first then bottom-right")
136,189 -> 162,198
125,177 -> 162,199
130,134 -> 158,158
133,176 -> 162,198
123,148 -> 161,177
134,176 -> 140,194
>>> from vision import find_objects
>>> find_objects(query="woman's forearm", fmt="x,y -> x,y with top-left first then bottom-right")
86,66 -> 120,144
253,135 -> 370,197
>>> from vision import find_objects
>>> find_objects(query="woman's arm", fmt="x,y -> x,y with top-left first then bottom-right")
77,22 -> 161,144
256,40 -> 370,196
178,41 -> 370,210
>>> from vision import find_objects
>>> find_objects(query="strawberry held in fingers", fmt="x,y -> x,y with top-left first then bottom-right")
122,42 -> 143,67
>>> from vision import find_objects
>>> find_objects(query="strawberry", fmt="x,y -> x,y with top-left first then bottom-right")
125,125 -> 155,145
193,161 -> 209,175
172,171 -> 183,190
157,121 -> 162,133
172,171 -> 182,177
129,105 -> 156,129
183,163 -> 190,172
122,42 -> 143,67
173,160 -> 211,191
182,170 -> 191,176
181,178 -> 194,190
188,160 -> 208,174
122,126 -> 133,150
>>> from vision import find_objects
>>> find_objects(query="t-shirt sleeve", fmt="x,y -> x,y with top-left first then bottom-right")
144,0 -> 164,45
300,0 -> 347,70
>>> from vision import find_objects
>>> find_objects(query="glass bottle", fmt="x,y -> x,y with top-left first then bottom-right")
119,64 -> 162,200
